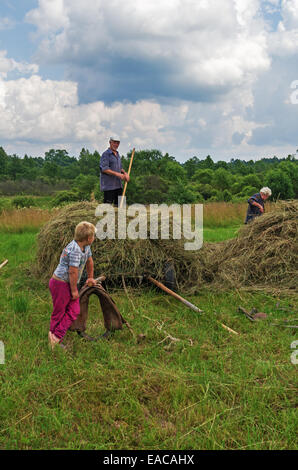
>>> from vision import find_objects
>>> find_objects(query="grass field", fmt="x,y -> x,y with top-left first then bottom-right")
0,203 -> 297,450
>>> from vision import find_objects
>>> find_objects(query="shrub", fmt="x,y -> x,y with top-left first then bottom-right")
238,186 -> 258,197
12,196 -> 36,208
0,198 -> 12,212
50,190 -> 81,207
222,189 -> 232,202
265,168 -> 295,200
72,174 -> 98,200
93,185 -> 104,203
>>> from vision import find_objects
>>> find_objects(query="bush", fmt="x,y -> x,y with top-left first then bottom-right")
12,196 -> 36,208
222,189 -> 232,202
241,173 -> 262,189
196,184 -> 218,201
50,190 -> 81,207
0,197 -> 12,212
93,185 -> 104,203
238,186 -> 258,197
72,174 -> 98,200
265,169 -> 295,200
232,195 -> 250,203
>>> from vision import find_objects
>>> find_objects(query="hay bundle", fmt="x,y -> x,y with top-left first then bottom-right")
35,200 -> 297,293
211,201 -> 298,290
35,201 -> 209,291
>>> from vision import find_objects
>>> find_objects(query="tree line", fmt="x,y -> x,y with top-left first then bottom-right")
0,146 -> 297,205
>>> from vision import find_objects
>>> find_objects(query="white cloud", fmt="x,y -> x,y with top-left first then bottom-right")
0,0 -> 295,161
26,0 -> 270,101
281,0 -> 298,28
0,69 -> 263,160
267,0 -> 298,55
25,0 -> 69,34
0,50 -> 38,78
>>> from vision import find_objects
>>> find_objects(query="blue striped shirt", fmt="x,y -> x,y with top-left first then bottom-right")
54,240 -> 92,283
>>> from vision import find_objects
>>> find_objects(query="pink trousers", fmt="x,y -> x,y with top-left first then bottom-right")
49,278 -> 80,340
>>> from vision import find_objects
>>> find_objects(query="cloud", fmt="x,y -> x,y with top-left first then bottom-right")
0,50 -> 38,78
267,0 -> 298,55
0,0 -> 296,161
26,0 -> 271,103
0,73 -> 169,148
0,67 -> 265,161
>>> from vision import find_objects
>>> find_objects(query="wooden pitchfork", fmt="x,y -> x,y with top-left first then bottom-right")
119,148 -> 135,209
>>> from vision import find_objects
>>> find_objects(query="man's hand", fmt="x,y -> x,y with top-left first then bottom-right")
121,170 -> 130,182
71,289 -> 79,300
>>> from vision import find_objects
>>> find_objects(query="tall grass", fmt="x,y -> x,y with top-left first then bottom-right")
0,202 -> 274,236
203,202 -> 274,228
0,208 -> 54,233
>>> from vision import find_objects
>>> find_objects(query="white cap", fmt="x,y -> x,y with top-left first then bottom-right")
109,136 -> 120,142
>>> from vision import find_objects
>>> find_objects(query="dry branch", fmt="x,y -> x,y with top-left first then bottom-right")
0,259 -> 8,270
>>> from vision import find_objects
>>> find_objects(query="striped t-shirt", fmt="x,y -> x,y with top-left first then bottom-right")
53,240 -> 92,283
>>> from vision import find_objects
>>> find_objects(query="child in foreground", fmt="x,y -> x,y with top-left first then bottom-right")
48,221 -> 97,350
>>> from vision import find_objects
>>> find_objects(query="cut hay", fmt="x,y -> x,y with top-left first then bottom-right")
35,202 -> 209,292
35,200 -> 298,293
208,200 -> 298,291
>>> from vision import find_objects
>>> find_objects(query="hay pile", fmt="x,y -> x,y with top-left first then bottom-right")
35,200 -> 297,292
35,201 -> 211,291
208,200 -> 298,290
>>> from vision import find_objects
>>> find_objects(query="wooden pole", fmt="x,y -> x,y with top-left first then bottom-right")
147,275 -> 203,313
0,259 -> 8,270
119,148 -> 135,209
147,275 -> 239,335
219,322 -> 239,335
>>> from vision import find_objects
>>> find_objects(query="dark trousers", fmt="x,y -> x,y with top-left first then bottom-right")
103,188 -> 123,206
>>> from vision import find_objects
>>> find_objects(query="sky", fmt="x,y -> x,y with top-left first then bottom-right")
0,0 -> 297,162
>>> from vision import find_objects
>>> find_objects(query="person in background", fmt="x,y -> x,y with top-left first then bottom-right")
245,187 -> 272,224
100,136 -> 130,206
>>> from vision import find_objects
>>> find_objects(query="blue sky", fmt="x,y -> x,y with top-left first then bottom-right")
0,0 -> 297,162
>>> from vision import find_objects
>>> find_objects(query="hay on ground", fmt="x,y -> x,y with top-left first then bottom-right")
35,202 -> 210,292
35,200 -> 298,293
208,200 -> 298,290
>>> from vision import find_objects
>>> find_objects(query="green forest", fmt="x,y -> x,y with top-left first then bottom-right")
0,146 -> 297,207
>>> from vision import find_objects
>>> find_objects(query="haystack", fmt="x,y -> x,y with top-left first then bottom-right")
208,201 -> 298,291
35,200 -> 298,293
35,201 -> 211,291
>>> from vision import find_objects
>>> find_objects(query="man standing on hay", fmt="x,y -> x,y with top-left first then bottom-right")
245,187 -> 272,224
100,136 -> 130,206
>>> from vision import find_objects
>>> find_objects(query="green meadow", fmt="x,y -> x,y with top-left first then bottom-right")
0,205 -> 297,450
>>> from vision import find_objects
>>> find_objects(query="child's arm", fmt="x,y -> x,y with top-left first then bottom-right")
69,266 -> 79,299
85,257 -> 97,286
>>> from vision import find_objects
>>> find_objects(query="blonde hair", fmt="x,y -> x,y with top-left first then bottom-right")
74,221 -> 96,242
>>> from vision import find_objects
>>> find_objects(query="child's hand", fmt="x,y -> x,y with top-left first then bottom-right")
71,289 -> 79,300
86,278 -> 97,287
